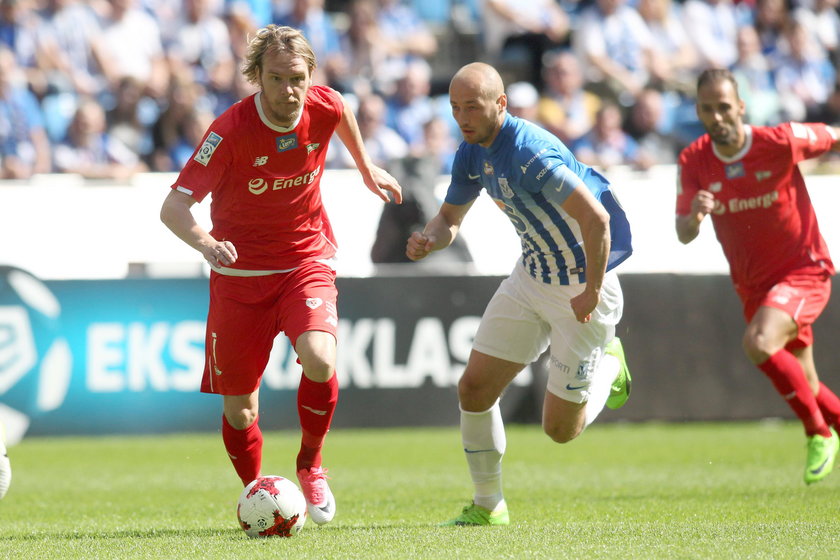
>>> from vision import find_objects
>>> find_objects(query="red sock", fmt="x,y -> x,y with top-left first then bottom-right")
758,351 -> 830,437
816,383 -> 840,432
222,414 -> 263,486
296,373 -> 339,471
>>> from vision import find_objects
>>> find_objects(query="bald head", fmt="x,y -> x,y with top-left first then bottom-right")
449,62 -> 508,147
450,62 -> 505,102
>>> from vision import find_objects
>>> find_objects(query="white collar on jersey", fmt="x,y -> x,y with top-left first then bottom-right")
254,92 -> 303,132
712,125 -> 753,163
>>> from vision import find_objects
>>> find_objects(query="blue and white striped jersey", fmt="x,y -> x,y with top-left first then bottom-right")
445,114 -> 632,285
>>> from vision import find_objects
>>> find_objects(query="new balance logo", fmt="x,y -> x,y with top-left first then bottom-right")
253,156 -> 269,166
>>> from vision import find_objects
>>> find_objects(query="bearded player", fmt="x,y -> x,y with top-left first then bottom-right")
676,68 -> 840,484
160,25 -> 402,523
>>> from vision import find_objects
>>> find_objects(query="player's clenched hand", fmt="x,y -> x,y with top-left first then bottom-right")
364,165 -> 403,204
570,288 -> 599,324
202,240 -> 238,268
691,190 -> 715,218
406,231 -> 434,261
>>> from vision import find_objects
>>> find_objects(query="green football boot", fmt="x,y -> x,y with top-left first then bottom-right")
605,337 -> 632,410
804,427 -> 839,485
441,502 -> 510,526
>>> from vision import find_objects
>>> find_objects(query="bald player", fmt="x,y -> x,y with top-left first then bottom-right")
406,63 -> 634,526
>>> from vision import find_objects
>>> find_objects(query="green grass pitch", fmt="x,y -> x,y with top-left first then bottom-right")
1,422 -> 838,559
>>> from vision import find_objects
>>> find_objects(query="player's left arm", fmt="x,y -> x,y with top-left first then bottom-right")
334,92 -> 403,204
563,185 -> 611,324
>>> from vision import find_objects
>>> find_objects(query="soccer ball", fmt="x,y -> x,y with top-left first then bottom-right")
237,475 -> 307,538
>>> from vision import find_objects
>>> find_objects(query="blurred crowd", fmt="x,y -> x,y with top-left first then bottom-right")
1,0 -> 839,181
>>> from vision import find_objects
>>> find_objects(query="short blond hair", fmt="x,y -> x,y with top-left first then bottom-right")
241,25 -> 317,85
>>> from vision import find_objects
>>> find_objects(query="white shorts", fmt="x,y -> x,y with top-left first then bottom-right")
472,263 -> 624,403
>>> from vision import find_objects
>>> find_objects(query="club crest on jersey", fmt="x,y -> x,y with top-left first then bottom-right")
275,134 -> 298,152
725,162 -> 745,179
194,131 -> 223,166
498,177 -> 514,198
306,143 -> 320,154
483,161 -> 495,176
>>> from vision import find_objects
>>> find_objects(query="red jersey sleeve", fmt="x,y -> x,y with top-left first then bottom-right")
780,122 -> 838,164
171,106 -> 239,202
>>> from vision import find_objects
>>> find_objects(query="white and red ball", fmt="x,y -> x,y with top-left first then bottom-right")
237,475 -> 307,538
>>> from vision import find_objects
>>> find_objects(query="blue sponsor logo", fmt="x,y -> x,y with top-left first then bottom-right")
275,134 -> 298,152
725,162 -> 745,179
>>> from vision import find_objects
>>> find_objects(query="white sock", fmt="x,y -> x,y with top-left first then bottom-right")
461,400 -> 506,511
585,353 -> 619,427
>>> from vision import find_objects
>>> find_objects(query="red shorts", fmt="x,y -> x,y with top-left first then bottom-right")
200,261 -> 338,395
741,273 -> 831,349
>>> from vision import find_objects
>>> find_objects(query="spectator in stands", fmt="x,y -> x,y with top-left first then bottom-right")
167,0 -> 236,109
681,0 -> 741,70
537,50 -> 602,145
91,0 -> 170,102
752,0 -> 789,58
35,0 -> 103,99
774,19 -> 837,122
226,0 -> 273,31
338,0 -> 390,95
375,0 -> 438,65
106,76 -> 153,162
574,0 -> 659,106
330,92 -> 409,168
385,58 -> 436,152
149,73 -> 209,172
141,0 -> 185,47
0,46 -> 51,178
276,0 -> 347,88
481,0 -> 570,88
573,102 -> 643,170
625,87 -> 681,167
52,96 -> 147,179
505,81 -> 541,124
0,0 -> 46,96
730,24 -> 784,125
793,0 -> 840,67
637,0 -> 698,93
417,115 -> 457,174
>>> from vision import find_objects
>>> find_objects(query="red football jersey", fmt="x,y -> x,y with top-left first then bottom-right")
171,86 -> 343,270
677,123 -> 837,294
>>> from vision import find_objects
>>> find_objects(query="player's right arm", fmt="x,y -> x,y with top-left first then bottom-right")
675,152 -> 715,244
406,200 -> 474,261
675,189 -> 715,244
160,189 -> 238,268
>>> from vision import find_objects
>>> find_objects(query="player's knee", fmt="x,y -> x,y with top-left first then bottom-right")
742,332 -> 771,364
225,408 -> 258,430
457,375 -> 494,411
300,357 -> 334,382
543,423 -> 581,444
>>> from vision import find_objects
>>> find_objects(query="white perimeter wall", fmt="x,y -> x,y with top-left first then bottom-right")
2,166 -> 837,280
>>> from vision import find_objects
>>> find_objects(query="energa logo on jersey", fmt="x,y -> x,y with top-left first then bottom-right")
0,266 -> 72,444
